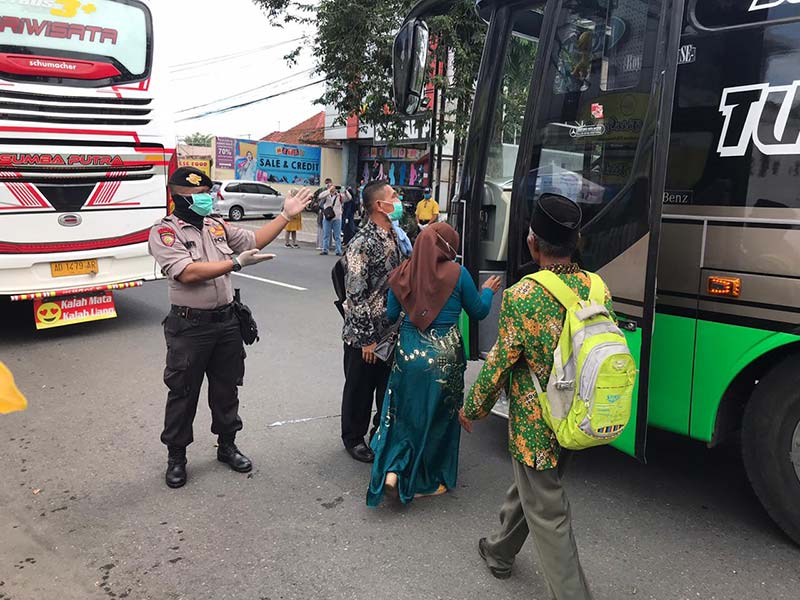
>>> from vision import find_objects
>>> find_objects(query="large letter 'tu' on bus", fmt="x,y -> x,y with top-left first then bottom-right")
717,83 -> 770,157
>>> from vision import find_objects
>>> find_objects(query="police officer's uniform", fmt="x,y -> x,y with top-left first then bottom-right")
148,167 -> 257,487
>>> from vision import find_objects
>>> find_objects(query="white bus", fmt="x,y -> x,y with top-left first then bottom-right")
0,0 -> 175,329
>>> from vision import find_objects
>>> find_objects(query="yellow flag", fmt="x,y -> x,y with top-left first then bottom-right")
0,361 -> 27,414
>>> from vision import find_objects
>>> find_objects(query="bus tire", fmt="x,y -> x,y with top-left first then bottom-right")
229,206 -> 244,221
741,355 -> 800,545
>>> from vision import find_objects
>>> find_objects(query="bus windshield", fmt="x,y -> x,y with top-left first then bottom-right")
514,0 -> 660,272
0,0 -> 151,85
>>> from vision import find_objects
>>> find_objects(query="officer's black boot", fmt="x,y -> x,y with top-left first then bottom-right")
217,435 -> 252,473
165,447 -> 187,489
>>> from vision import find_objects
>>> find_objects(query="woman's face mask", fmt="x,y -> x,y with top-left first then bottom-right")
187,193 -> 214,217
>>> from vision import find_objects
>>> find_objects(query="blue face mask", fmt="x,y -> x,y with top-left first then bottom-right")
188,193 -> 214,217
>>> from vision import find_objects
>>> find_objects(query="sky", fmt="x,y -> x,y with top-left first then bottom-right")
161,0 -> 322,141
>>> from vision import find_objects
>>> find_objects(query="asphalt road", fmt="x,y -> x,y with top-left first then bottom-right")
1,243 -> 798,600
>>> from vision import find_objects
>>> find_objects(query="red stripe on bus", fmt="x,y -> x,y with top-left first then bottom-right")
0,126 -> 141,144
0,229 -> 150,254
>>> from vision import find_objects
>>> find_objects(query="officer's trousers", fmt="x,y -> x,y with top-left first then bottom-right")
161,313 -> 245,449
481,456 -> 594,600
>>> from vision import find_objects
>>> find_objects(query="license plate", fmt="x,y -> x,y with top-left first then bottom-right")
50,259 -> 98,278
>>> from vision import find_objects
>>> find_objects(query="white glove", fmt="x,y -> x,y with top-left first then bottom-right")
237,248 -> 275,268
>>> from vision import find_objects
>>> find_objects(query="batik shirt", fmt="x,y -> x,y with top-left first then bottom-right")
342,220 -> 401,348
463,264 -> 615,470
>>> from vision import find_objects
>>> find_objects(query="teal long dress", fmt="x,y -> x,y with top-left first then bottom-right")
367,267 -> 494,506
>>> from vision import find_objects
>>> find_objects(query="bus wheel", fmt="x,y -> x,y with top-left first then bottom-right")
742,355 -> 800,545
229,206 -> 244,221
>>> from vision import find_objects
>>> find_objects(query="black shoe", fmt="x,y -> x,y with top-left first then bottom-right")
346,441 -> 374,463
217,441 -> 253,473
165,450 -> 187,489
478,538 -> 512,580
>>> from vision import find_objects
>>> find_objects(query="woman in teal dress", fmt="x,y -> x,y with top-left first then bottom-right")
367,222 -> 501,506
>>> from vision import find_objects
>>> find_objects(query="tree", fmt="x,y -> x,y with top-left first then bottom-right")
251,0 -> 485,146
182,132 -> 213,147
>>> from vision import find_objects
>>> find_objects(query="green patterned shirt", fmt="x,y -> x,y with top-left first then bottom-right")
463,264 -> 615,470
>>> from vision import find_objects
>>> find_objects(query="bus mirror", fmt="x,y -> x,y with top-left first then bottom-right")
393,19 -> 430,116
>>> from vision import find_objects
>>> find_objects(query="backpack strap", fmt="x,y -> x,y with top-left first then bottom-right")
525,270 -> 581,309
587,272 -> 606,304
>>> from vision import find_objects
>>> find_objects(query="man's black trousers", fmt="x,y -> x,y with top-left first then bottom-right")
341,343 -> 390,449
161,312 -> 245,449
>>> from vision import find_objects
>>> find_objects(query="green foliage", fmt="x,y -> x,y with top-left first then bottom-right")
251,0 -> 486,147
182,132 -> 213,147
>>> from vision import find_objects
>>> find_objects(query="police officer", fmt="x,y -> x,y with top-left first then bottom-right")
149,167 -> 311,488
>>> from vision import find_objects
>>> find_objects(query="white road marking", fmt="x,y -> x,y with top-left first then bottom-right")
233,272 -> 307,291
267,414 -> 340,428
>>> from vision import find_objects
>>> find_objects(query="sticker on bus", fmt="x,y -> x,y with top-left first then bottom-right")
33,292 -> 117,330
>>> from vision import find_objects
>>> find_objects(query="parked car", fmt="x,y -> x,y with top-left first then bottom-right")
213,180 -> 285,221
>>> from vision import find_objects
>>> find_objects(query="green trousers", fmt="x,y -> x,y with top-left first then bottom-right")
482,457 -> 594,600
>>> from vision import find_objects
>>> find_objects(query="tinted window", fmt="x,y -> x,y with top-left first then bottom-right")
665,21 -> 800,208
693,0 -> 800,30
240,183 -> 260,194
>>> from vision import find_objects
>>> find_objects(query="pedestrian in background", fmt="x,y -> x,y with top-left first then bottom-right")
284,191 -> 302,248
319,184 -> 349,256
415,187 -> 439,230
317,178 -> 332,251
341,181 -> 402,463
342,185 -> 358,246
148,166 -> 311,489
461,194 -> 608,599
367,223 -> 500,506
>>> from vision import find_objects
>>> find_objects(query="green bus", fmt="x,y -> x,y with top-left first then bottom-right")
393,0 -> 800,544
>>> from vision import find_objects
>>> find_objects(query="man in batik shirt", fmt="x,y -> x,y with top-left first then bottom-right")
461,194 -> 614,600
341,181 -> 402,463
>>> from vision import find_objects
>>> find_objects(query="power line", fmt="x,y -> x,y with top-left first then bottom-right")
175,68 -> 316,114
177,79 -> 326,122
169,38 -> 303,73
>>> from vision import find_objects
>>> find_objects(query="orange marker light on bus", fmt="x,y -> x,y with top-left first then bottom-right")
708,276 -> 742,298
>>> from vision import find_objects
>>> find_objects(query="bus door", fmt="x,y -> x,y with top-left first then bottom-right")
505,0 -> 685,458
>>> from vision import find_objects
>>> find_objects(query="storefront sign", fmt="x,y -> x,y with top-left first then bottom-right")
255,142 -> 321,186
178,158 -> 211,176
215,137 -> 235,170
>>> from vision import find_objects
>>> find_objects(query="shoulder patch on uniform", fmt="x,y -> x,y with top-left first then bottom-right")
209,224 -> 226,238
158,227 -> 176,247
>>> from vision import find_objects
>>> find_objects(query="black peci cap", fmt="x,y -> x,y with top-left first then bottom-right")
169,166 -> 213,189
530,193 -> 582,245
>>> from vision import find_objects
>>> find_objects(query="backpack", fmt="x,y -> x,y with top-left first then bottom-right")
332,256 -> 346,318
523,270 -> 636,450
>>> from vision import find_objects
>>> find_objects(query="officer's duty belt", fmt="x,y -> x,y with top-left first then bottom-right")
171,303 -> 234,323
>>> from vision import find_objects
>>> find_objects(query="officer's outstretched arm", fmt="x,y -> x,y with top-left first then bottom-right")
177,260 -> 236,284
254,188 -> 312,248
177,250 -> 274,283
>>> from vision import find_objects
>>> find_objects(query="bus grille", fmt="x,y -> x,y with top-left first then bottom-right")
0,90 -> 153,127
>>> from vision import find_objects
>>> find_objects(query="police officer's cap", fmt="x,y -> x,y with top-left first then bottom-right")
169,166 -> 213,189
530,194 -> 582,245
